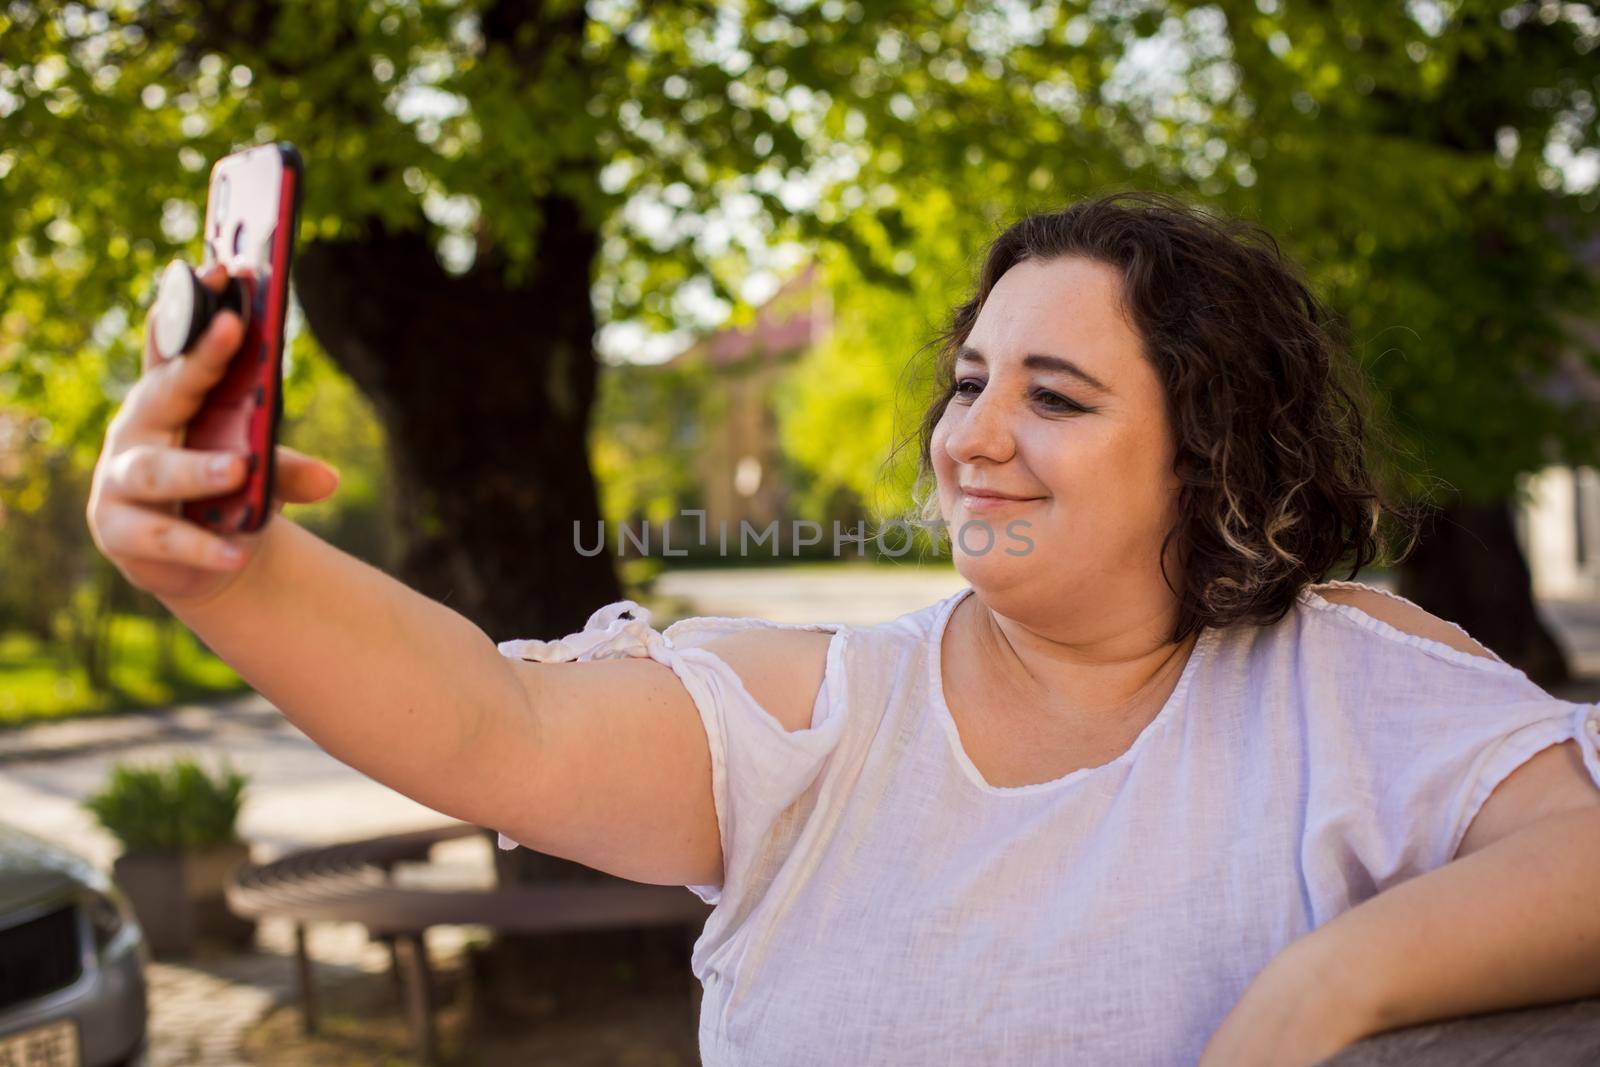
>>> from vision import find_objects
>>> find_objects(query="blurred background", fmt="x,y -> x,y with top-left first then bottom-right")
2,0 -> 1598,1064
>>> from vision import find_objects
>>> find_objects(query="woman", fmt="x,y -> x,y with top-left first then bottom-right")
87,192 -> 1600,1065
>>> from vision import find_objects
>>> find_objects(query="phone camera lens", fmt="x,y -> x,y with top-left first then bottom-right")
214,174 -> 230,223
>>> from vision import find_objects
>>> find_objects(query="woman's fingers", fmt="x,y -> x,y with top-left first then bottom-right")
94,501 -> 248,571
271,445 -> 340,508
104,443 -> 247,503
88,439 -> 336,586
88,263 -> 303,605
119,313 -> 244,448
101,442 -> 340,509
125,266 -> 243,444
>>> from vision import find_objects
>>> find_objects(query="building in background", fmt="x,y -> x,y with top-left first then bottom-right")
593,265 -> 832,553
1520,463 -> 1600,599
670,264 -> 831,536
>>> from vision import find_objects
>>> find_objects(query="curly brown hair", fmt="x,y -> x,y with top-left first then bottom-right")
903,191 -> 1402,642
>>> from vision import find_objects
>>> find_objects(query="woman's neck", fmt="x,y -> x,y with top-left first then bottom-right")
957,587 -> 1197,730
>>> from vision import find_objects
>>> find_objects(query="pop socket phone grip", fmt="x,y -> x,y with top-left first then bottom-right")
152,259 -> 253,360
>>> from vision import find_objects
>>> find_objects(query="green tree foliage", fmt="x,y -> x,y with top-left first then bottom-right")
3,0 -> 1596,683
1,0 -> 1148,658
1,0 -> 1139,392
777,1 -> 1600,519
1199,0 -> 1600,500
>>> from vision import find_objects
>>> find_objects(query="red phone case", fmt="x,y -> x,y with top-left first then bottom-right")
180,141 -> 303,534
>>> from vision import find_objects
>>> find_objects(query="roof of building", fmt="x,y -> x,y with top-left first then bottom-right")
669,263 -> 825,369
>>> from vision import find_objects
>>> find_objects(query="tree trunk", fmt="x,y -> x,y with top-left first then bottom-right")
292,198 -> 622,641
1396,498 -> 1570,689
68,562 -> 120,697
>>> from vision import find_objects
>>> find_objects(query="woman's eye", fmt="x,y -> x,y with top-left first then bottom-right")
1033,389 -> 1083,413
952,380 -> 1088,414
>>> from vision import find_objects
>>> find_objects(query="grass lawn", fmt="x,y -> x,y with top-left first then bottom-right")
0,616 -> 251,728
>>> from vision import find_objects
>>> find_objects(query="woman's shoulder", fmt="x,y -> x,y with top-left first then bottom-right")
658,589 -> 960,734
1299,580 -> 1498,663
1261,578 -> 1550,700
662,615 -> 842,735
703,627 -> 839,733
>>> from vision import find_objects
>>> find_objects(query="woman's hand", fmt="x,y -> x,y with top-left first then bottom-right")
85,262 -> 340,608
1197,934 -> 1383,1067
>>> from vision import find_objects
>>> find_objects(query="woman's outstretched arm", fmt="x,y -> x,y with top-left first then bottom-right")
160,513 -> 832,886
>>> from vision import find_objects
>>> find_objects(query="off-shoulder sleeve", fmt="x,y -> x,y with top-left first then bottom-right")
1297,586 -> 1600,921
494,599 -> 849,910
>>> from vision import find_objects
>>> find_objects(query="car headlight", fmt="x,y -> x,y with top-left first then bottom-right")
84,885 -> 136,952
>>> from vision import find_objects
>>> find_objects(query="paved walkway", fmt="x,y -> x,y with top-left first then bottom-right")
1,566 -> 1596,1064
650,562 -> 968,626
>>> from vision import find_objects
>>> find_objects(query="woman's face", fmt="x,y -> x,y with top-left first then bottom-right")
931,256 -> 1182,620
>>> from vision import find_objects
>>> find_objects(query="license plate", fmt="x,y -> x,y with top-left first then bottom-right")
0,1020 -> 79,1067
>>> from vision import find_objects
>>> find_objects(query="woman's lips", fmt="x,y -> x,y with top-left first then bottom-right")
959,492 -> 1042,512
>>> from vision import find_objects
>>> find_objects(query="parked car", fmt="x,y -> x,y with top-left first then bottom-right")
0,821 -> 147,1067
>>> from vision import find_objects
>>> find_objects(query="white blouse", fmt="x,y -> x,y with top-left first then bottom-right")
495,581 -> 1600,1066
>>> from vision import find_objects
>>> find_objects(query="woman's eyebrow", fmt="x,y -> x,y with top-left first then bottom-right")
956,345 -> 1112,394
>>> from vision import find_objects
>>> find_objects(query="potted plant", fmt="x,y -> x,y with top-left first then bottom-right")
83,755 -> 254,956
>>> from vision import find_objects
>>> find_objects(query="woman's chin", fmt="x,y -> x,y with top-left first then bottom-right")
952,552 -> 1035,592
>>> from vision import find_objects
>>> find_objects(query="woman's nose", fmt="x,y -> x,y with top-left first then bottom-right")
944,388 -> 1017,465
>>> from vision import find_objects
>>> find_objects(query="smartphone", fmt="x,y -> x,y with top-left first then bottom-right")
179,141 -> 303,534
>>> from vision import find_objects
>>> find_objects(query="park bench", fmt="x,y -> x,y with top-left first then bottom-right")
223,821 -> 711,1062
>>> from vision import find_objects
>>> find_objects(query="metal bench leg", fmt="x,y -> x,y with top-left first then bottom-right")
294,923 -> 319,1035
394,932 -> 438,1064
380,934 -> 405,1001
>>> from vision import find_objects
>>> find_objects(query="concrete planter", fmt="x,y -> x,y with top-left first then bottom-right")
112,840 -> 255,957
